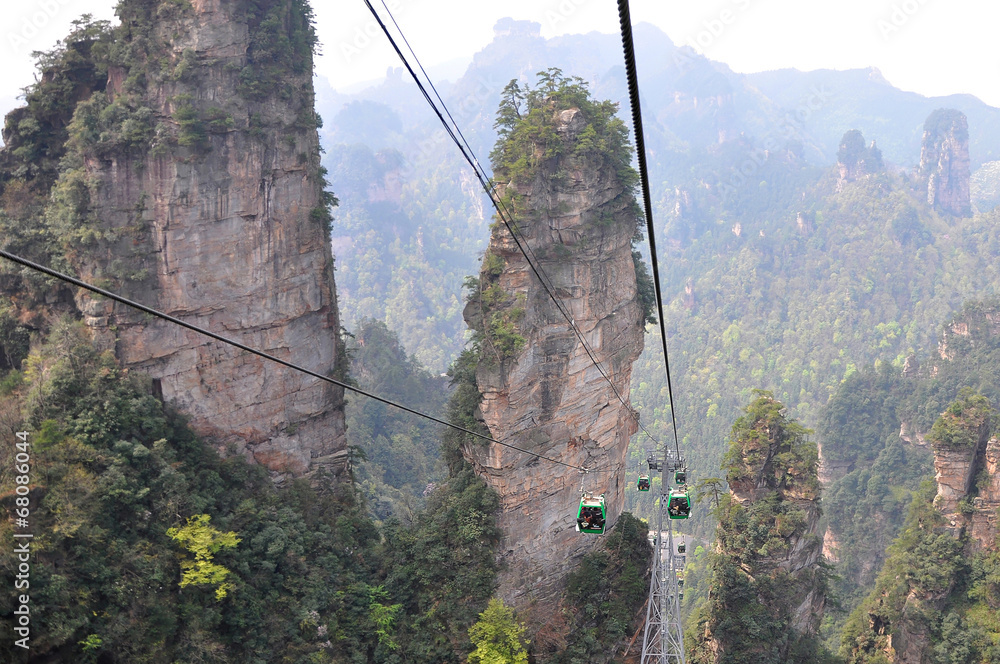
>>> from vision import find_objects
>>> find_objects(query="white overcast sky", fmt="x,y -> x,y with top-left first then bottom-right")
2,0 -> 1000,121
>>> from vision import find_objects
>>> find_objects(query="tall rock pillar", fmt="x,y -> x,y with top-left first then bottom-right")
919,108 -> 972,217
71,0 -> 347,480
463,93 -> 646,613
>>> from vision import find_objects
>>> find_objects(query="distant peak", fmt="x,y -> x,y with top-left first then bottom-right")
493,17 -> 541,38
867,66 -> 889,85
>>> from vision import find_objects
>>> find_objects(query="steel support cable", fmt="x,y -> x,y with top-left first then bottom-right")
362,0 -> 662,450
616,0 -> 682,462
0,248 -> 590,472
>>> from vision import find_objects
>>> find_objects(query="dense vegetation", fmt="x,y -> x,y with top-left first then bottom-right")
0,317 -> 506,663
346,318 -> 449,522
687,392 -> 832,664
840,479 -> 1000,664
0,321 -> 384,662
547,513 -> 651,664
814,300 -> 1000,648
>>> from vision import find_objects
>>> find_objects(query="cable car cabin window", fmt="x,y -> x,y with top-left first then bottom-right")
577,494 -> 606,534
637,475 -> 650,491
667,491 -> 691,520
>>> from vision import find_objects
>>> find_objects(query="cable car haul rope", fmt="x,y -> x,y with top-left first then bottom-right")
0,0 -> 692,552
0,248 -> 588,471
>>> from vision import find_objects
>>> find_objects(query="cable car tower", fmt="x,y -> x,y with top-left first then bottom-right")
640,451 -> 687,663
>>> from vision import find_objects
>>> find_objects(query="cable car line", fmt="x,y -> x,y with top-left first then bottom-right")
362,0 -> 664,450
616,0 -> 682,463
616,2 -> 689,659
0,248 -> 592,472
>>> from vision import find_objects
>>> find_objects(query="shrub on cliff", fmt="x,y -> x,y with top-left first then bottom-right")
926,388 -> 995,450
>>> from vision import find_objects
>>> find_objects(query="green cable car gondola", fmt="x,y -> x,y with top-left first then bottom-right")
637,475 -> 650,492
675,470 -> 686,485
576,493 -> 606,534
667,489 -> 691,520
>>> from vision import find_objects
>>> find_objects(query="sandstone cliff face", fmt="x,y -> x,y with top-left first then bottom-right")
970,436 -> 1000,550
919,108 -> 971,217
462,107 -> 645,613
74,0 -> 346,480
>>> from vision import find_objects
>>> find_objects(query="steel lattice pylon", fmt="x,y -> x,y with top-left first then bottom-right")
640,459 -> 686,663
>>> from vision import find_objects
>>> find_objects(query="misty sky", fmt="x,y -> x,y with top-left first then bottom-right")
2,0 -> 999,122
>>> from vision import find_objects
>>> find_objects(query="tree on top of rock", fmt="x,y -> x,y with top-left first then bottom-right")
688,391 -> 829,664
722,390 -> 819,501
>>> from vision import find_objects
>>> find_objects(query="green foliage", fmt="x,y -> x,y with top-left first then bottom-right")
166,514 -> 241,600
926,388 -> 994,450
468,254 -> 527,364
236,0 -> 318,100
0,320 -> 390,662
839,483 -> 976,664
722,390 -> 818,496
377,467 -> 501,662
924,108 -> 969,144
689,393 -> 829,663
0,299 -> 30,371
694,477 -> 725,509
633,250 -> 658,325
837,130 -> 867,169
491,68 -> 636,197
0,17 -> 113,193
550,513 -> 651,663
172,95 -> 208,150
368,584 -> 403,650
837,129 -> 883,174
468,598 -> 529,664
346,318 -> 449,521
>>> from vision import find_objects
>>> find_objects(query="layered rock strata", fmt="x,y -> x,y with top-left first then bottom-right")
462,107 -> 645,611
75,0 -> 346,479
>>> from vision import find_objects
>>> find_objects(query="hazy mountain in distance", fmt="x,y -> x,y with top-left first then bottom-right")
747,67 -> 1000,168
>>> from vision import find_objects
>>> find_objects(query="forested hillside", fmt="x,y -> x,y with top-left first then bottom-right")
322,20 -> 1000,544
808,300 -> 1000,655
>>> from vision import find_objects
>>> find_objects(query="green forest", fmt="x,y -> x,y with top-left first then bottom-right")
5,3 -> 1000,663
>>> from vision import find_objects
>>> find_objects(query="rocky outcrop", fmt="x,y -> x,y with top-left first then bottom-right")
691,394 -> 826,663
919,108 -> 971,217
462,106 -> 645,614
72,0 -> 346,480
932,437 -> 984,516
836,129 -> 883,191
969,436 -> 1000,550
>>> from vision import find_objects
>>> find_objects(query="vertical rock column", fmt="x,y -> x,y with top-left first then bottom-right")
919,108 -> 971,217
74,0 -> 347,480
462,107 -> 645,610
